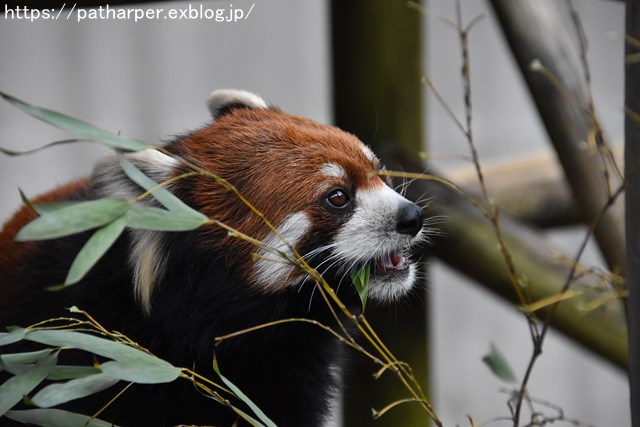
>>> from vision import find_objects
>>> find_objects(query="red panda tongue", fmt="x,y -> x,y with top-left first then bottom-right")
375,253 -> 408,274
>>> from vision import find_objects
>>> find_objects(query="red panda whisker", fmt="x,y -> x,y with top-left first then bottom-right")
300,243 -> 338,262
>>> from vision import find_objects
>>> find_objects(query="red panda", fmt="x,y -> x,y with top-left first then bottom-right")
0,90 -> 425,426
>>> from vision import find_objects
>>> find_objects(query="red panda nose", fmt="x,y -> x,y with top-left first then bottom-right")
396,202 -> 424,237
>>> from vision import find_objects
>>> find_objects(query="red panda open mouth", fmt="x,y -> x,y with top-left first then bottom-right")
373,252 -> 410,275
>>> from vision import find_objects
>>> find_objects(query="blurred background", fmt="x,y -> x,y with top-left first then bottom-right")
0,0 -> 629,425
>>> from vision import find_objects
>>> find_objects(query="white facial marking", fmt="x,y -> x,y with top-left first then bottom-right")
321,162 -> 347,180
332,185 -> 407,260
361,145 -> 377,164
253,212 -> 311,291
208,89 -> 267,118
332,184 -> 423,302
367,264 -> 417,301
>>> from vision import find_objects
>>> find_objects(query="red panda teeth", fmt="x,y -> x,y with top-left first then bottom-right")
373,252 -> 409,275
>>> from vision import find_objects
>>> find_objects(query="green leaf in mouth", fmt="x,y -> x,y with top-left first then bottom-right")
351,265 -> 371,312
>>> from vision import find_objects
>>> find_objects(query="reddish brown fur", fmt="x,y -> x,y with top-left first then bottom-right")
168,108 -> 384,288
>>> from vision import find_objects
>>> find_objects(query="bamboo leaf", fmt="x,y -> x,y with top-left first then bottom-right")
32,202 -> 80,215
14,328 -> 179,375
213,356 -> 276,427
0,349 -> 54,366
15,198 -> 129,241
100,360 -> 181,384
0,349 -> 55,375
0,352 -> 58,416
0,92 -> 147,152
350,265 -> 371,312
127,205 -> 207,231
0,343 -> 100,381
231,406 -> 270,427
5,408 -> 119,427
30,372 -> 119,408
0,328 -> 28,347
63,215 -> 128,286
48,366 -> 102,381
19,188 -> 83,216
0,139 -> 95,157
117,152 -> 204,219
482,343 -> 517,384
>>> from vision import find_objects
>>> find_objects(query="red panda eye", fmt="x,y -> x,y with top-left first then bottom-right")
327,189 -> 349,208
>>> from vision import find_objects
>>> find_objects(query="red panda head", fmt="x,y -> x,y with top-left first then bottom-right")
93,90 -> 426,311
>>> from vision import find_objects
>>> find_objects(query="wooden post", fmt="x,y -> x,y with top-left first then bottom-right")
331,1 -> 431,426
625,0 -> 640,424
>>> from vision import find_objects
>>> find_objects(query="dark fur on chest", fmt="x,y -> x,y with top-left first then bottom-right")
0,205 -> 357,427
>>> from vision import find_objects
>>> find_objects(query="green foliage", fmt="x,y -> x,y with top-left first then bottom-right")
15,153 -> 208,288
0,91 -> 148,152
0,314 -> 275,426
0,351 -> 58,416
126,205 -> 208,231
213,356 -> 278,427
5,409 -> 120,427
350,265 -> 371,312
30,373 -> 118,408
6,328 -> 180,380
482,343 -> 518,384
0,324 -> 179,423
64,215 -> 128,287
1,92 -> 208,287
15,199 -> 129,242
116,152 -> 201,218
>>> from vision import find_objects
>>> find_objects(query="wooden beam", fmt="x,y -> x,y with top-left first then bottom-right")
490,0 -> 626,273
404,171 -> 629,369
442,146 -> 623,228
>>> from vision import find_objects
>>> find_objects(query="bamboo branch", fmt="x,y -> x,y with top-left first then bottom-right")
489,0 -> 626,274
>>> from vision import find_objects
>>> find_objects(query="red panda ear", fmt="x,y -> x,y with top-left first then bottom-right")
207,89 -> 267,119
